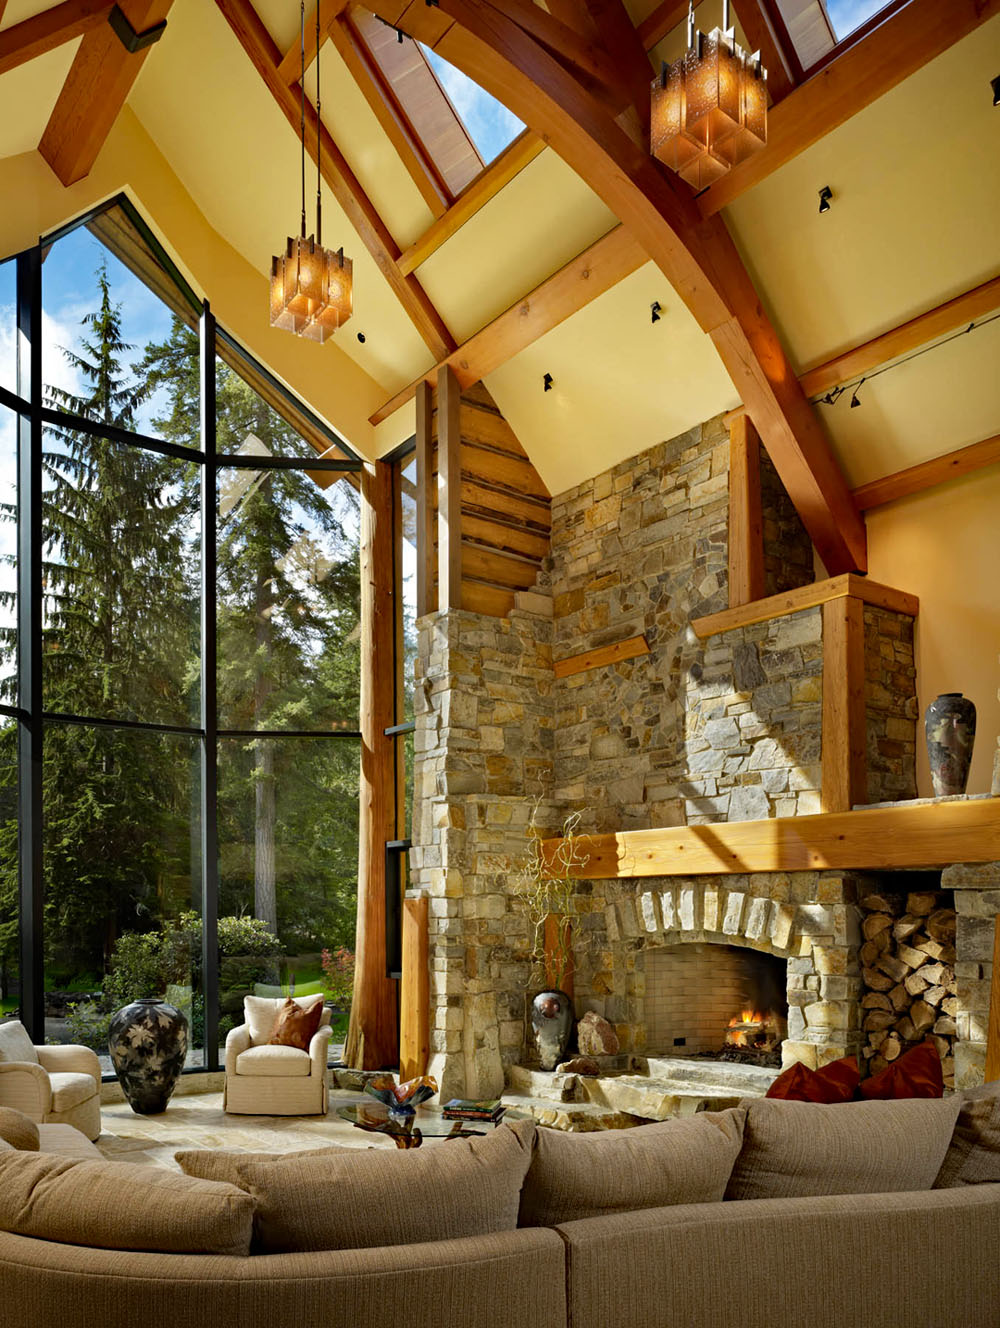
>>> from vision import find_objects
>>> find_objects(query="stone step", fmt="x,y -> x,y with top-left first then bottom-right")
635,1056 -> 778,1095
506,1064 -> 578,1101
501,1091 -> 641,1133
577,1075 -> 744,1121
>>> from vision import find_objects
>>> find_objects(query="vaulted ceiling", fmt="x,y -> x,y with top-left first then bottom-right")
1,0 -> 998,564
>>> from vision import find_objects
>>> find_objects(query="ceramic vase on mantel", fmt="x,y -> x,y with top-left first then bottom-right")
925,692 -> 976,797
530,990 -> 573,1071
108,997 -> 188,1115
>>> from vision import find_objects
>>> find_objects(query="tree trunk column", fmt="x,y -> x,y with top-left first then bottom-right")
345,460 -> 398,1068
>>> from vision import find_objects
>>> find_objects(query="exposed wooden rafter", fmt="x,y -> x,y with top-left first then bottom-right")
853,433 -> 1000,512
328,10 -> 451,218
371,222 -> 647,425
39,0 -> 173,186
397,131 -> 545,276
729,0 -> 796,100
579,0 -> 656,132
799,273 -> 1000,400
637,0 -> 689,52
0,0 -> 110,78
365,0 -> 865,573
214,0 -> 456,361
275,0 -> 347,85
699,0 -> 1000,217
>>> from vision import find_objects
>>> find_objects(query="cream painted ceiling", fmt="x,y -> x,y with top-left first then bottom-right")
0,1 -> 997,495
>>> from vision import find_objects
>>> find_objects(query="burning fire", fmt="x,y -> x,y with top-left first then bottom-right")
725,1007 -> 784,1053
728,1009 -> 765,1030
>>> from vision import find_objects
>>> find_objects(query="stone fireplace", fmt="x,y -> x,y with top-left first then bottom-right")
407,413 -> 994,1104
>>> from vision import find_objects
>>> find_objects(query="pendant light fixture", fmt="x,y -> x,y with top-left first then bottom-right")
651,0 -> 767,189
269,0 -> 353,340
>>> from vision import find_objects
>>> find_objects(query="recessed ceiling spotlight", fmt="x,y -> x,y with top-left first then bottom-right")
818,185 -> 833,215
543,373 -> 553,392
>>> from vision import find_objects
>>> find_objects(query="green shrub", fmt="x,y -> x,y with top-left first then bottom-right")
65,1000 -> 113,1052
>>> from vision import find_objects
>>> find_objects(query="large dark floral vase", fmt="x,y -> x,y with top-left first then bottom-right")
530,990 -> 573,1071
109,997 -> 189,1115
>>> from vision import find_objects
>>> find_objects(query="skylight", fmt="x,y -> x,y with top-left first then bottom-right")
823,0 -> 893,42
420,45 -> 524,165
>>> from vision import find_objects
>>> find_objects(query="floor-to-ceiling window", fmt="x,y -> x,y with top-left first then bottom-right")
0,197 -> 361,1072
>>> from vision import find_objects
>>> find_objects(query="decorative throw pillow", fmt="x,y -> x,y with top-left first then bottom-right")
860,1038 -> 944,1100
0,1107 -> 40,1151
244,993 -> 324,1045
0,1152 -> 254,1255
0,1020 -> 38,1064
725,1096 -> 962,1201
766,1055 -> 859,1104
934,1081 -> 1000,1188
182,1119 -> 535,1253
519,1107 -> 746,1227
269,996 -> 324,1050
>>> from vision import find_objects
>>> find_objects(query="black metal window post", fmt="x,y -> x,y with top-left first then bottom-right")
16,248 -> 43,1043
200,301 -> 220,1071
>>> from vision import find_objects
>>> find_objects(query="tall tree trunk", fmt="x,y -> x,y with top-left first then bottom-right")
253,552 -> 277,932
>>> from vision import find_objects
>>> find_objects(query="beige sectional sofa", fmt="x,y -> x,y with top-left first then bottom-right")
0,1093 -> 998,1328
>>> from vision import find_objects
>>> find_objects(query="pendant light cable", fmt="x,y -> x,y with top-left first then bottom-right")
299,0 -> 306,240
315,0 -> 322,247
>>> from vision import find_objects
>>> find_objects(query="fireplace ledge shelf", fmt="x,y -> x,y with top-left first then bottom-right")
541,796 -> 1000,879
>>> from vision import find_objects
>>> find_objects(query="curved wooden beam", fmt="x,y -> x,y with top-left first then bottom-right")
365,0 -> 866,574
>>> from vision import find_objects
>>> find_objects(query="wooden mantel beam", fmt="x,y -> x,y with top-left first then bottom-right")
39,0 -> 173,186
540,798 -> 1000,879
215,0 -> 455,362
363,0 -> 864,573
0,0 -> 110,79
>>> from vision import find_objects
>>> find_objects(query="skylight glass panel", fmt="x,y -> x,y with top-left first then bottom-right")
420,45 -> 524,164
823,0 -> 893,41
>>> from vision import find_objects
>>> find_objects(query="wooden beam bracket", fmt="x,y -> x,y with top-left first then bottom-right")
107,2 -> 166,51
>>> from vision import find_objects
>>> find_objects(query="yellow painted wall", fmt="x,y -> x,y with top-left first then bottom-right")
866,467 -> 1000,798
0,108 -> 385,458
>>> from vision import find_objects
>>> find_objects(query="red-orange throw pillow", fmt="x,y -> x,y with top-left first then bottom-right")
766,1055 -> 860,1104
269,997 -> 324,1051
859,1037 -> 944,1100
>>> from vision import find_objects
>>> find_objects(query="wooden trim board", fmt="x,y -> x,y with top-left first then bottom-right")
553,635 -> 650,679
399,895 -> 429,1080
691,574 -> 918,639
540,797 -> 1000,879
853,433 -> 1000,512
821,596 -> 866,813
728,414 -> 765,608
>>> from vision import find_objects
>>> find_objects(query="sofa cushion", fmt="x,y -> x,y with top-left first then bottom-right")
269,996 -> 324,1050
765,1055 -> 859,1103
934,1081 -> 1000,1188
519,1108 -> 746,1227
180,1119 -> 536,1253
0,1152 -> 255,1255
860,1038 -> 944,1099
244,993 -> 325,1046
235,1045 -> 311,1077
177,1145 -> 350,1180
48,1071 -> 98,1112
726,1096 -> 962,1201
0,1107 -> 39,1151
0,1020 -> 38,1065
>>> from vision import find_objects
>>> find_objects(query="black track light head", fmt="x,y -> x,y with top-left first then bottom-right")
849,378 -> 865,408
818,185 -> 833,215
651,300 -> 662,324
992,75 -> 1000,106
543,373 -> 553,392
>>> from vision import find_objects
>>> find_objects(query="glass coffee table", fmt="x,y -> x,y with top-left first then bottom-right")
336,1102 -> 508,1149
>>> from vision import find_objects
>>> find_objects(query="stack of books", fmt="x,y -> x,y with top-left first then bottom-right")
441,1097 -> 506,1124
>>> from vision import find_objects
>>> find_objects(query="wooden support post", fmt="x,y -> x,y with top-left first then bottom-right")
543,913 -> 574,998
821,596 -> 867,813
399,896 -> 430,1080
437,364 -> 462,610
414,380 -> 435,617
345,461 -> 398,1069
728,414 -> 765,608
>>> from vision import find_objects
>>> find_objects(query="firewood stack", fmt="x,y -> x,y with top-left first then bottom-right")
859,889 -> 956,1088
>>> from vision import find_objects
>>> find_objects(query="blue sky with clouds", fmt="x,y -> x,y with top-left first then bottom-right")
824,0 -> 890,41
421,46 -> 524,164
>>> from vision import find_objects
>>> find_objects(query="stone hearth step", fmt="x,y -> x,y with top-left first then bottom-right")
635,1056 -> 778,1095
576,1075 -> 744,1121
500,1091 -> 642,1132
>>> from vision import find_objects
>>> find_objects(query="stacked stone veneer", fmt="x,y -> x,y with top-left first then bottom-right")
409,417 -> 921,1094
864,606 -> 918,802
946,862 -> 1000,1089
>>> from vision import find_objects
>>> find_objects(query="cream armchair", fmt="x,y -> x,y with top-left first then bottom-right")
224,995 -> 332,1116
0,1021 -> 102,1140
